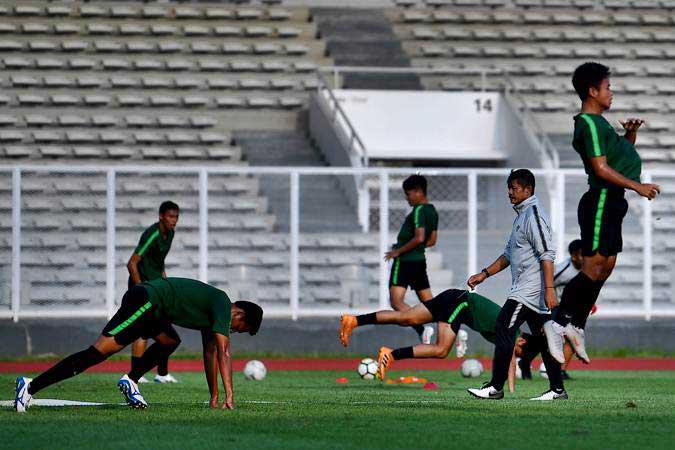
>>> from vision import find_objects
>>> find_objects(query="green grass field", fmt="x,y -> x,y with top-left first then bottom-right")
1,369 -> 674,450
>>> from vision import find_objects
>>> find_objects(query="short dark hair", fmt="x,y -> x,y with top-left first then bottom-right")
159,201 -> 179,214
568,239 -> 583,254
234,300 -> 263,335
507,169 -> 535,193
402,174 -> 427,195
572,62 -> 611,101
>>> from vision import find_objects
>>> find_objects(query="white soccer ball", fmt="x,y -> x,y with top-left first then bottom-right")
539,362 -> 548,379
243,360 -> 267,381
357,358 -> 379,380
515,358 -> 523,379
460,358 -> 484,378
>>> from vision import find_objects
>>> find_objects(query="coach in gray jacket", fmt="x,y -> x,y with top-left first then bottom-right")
465,169 -> 567,401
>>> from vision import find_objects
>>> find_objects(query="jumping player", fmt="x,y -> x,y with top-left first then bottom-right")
14,277 -> 263,413
340,289 -> 521,392
466,169 -> 567,401
544,62 -> 660,365
385,174 -> 439,344
127,201 -> 179,383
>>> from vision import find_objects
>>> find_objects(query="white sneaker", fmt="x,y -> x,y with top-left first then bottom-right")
467,383 -> 504,400
530,389 -> 568,401
14,377 -> 33,413
456,329 -> 468,358
118,374 -> 148,409
543,320 -> 566,364
422,326 -> 435,345
154,373 -> 179,384
137,376 -> 150,384
564,324 -> 590,364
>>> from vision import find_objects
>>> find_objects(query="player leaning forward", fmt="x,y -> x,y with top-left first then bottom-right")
467,169 -> 567,401
544,62 -> 660,365
15,277 -> 263,412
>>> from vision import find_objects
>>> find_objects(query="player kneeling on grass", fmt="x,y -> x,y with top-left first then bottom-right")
340,289 -> 521,392
14,277 -> 263,413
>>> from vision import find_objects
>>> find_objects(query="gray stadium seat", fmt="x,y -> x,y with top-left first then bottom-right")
59,115 -> 88,126
22,23 -> 50,34
158,41 -> 184,53
62,41 -> 89,52
119,24 -> 147,35
175,7 -> 202,20
285,44 -> 309,55
183,96 -> 209,106
80,5 -> 107,17
110,6 -> 137,18
198,60 -> 227,71
92,115 -> 118,127
100,131 -> 126,143
19,94 -> 46,105
142,6 -> 167,19
205,9 -> 233,20
166,59 -> 194,71
47,5 -> 71,17
209,78 -> 237,89
87,24 -> 115,35
151,24 -> 178,36
270,78 -> 295,89
29,41 -> 57,52
214,26 -> 242,37
191,117 -> 216,128
184,25 -> 211,36
84,95 -> 110,106
216,97 -> 245,108
223,43 -> 251,54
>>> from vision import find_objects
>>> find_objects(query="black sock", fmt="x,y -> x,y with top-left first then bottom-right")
572,279 -> 605,329
131,356 -> 142,374
28,346 -> 107,395
128,342 -> 178,383
356,312 -> 377,326
412,324 -> 425,336
553,272 -> 595,327
391,346 -> 414,360
157,355 -> 169,377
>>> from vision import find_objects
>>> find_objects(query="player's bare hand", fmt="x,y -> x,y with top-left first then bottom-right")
545,289 -> 558,310
209,396 -> 219,409
619,118 -> 644,132
467,272 -> 486,289
223,396 -> 234,410
636,183 -> 660,200
384,249 -> 399,261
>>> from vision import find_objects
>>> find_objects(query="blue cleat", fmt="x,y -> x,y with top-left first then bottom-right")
117,374 -> 148,409
15,377 -> 33,413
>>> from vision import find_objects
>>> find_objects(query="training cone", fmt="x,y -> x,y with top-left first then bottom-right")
422,382 -> 438,390
335,377 -> 349,384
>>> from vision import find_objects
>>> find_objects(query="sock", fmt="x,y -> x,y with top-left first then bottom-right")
553,272 -> 595,327
157,355 -> 169,377
355,312 -> 377,326
391,346 -> 414,360
572,279 -> 605,329
412,324 -> 425,336
131,356 -> 142,374
128,342 -> 178,383
28,346 -> 107,395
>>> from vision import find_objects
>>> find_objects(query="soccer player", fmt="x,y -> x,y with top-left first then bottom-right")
127,201 -> 179,383
340,288 -> 520,392
544,62 -> 660,365
14,277 -> 263,413
385,175 -> 439,344
466,169 -> 567,401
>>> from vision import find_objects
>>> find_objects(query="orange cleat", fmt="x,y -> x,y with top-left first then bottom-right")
339,314 -> 358,347
377,346 -> 394,381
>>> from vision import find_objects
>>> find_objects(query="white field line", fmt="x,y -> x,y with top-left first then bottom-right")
1,399 -> 449,408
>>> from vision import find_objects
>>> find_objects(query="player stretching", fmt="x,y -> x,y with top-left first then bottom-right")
385,175 -> 439,344
340,289 -> 519,392
14,277 -> 263,412
127,201 -> 179,383
466,170 -> 567,401
544,62 -> 660,365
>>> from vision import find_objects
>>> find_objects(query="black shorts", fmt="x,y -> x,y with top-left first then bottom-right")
102,285 -> 168,346
578,188 -> 628,257
421,289 -> 470,333
389,259 -> 430,291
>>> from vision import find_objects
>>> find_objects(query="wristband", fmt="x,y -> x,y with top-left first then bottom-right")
545,286 -> 555,289
481,268 -> 490,278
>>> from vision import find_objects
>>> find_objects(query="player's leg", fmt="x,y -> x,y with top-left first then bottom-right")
390,260 -> 426,338
514,333 -> 538,380
529,313 -> 567,401
415,287 -> 435,344
339,303 -> 433,347
128,325 -> 181,383
131,338 -> 149,383
561,341 -> 574,379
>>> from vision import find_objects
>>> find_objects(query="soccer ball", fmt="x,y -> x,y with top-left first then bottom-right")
357,358 -> 379,380
539,362 -> 548,379
243,360 -> 267,381
515,357 -> 523,379
460,359 -> 484,378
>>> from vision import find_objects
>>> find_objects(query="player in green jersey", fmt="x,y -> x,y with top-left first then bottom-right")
127,201 -> 179,383
14,278 -> 263,413
544,62 -> 660,365
340,289 -> 523,391
385,175 -> 439,344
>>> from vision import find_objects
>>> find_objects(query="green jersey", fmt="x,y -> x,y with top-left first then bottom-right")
465,293 -> 504,344
133,222 -> 174,281
573,113 -> 642,190
142,277 -> 232,336
394,204 -> 438,261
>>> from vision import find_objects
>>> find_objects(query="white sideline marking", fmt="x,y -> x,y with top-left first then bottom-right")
0,399 -> 107,407
1,399 -> 448,408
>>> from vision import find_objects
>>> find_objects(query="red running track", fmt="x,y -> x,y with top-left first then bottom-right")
0,358 -> 674,373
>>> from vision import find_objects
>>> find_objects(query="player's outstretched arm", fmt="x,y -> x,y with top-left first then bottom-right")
508,353 -> 517,393
619,118 -> 643,145
589,157 -> 660,199
215,333 -> 234,410
467,255 -> 509,288
127,254 -> 143,285
408,322 -> 455,359
201,330 -> 219,408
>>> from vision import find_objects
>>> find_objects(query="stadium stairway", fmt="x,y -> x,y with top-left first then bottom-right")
233,129 -> 361,232
310,8 -> 422,89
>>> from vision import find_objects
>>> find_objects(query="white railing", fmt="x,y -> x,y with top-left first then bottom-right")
1,165 -> 673,321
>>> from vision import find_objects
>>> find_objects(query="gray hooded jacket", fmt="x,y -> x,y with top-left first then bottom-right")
502,195 -> 556,313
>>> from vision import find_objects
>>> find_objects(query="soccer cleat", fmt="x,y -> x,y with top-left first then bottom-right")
14,377 -> 33,413
377,346 -> 394,381
339,314 -> 358,347
467,382 -> 504,400
455,329 -> 468,358
137,376 -> 150,384
517,358 -> 532,380
543,320 -> 566,364
530,389 -> 568,401
422,326 -> 435,345
154,373 -> 179,384
565,324 -> 590,364
118,374 -> 148,409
